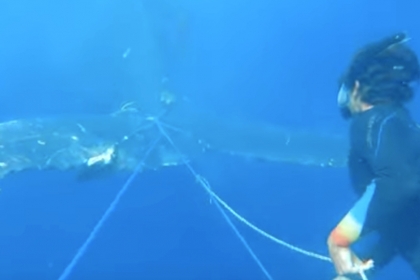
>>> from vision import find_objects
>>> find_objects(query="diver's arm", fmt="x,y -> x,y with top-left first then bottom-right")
327,184 -> 375,275
328,115 -> 415,275
330,236 -> 397,279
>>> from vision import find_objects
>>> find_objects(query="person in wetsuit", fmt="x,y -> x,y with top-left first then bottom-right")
326,33 -> 420,279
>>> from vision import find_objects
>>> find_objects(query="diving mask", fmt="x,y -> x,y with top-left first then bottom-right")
337,84 -> 353,119
337,84 -> 351,108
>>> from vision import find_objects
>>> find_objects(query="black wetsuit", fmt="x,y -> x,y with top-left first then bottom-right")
348,103 -> 420,277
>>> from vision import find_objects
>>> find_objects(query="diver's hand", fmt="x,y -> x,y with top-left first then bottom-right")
328,241 -> 374,276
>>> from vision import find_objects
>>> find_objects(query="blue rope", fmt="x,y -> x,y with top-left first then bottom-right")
58,136 -> 161,280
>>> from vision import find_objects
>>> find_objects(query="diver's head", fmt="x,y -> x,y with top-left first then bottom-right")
337,32 -> 420,119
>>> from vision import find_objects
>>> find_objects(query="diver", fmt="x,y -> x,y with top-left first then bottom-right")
326,32 -> 420,279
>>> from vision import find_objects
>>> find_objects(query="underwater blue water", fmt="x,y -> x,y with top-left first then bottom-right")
0,155 -> 416,279
0,0 -> 420,279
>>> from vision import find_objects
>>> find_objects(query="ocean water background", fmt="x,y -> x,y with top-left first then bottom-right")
0,0 -> 420,279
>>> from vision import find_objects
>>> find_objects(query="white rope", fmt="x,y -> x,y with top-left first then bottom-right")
156,119 -> 331,260
154,118 -> 370,279
155,121 -> 272,279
